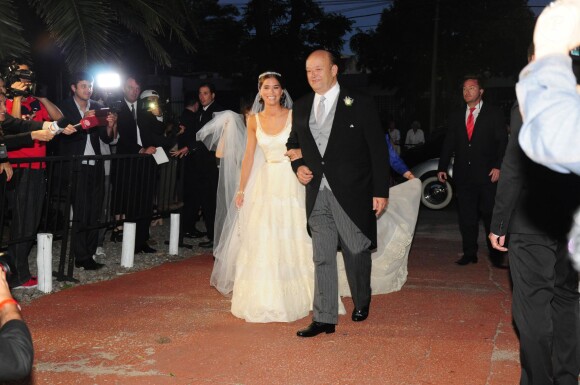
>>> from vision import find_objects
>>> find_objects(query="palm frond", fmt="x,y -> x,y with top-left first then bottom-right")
0,0 -> 30,61
114,0 -> 194,67
29,0 -> 120,72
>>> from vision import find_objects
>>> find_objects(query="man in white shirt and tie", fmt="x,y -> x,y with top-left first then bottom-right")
113,77 -> 157,254
438,77 -> 508,267
287,50 -> 390,337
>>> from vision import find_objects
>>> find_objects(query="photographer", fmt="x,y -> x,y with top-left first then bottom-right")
1,101 -> 58,183
138,90 -> 176,224
0,260 -> 34,381
139,89 -> 175,151
4,62 -> 66,289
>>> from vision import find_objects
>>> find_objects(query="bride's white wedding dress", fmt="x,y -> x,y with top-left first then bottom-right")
200,110 -> 421,323
230,113 -> 318,322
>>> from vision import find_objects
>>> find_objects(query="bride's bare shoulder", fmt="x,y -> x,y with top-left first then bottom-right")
246,113 -> 258,131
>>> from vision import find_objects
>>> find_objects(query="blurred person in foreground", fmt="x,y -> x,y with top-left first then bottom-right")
489,38 -> 580,385
0,260 -> 34,381
516,0 -> 580,272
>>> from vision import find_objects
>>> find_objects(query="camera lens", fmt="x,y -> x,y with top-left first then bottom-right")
0,252 -> 12,279
0,259 -> 11,277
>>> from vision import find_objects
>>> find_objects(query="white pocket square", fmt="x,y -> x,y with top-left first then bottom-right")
350,124 -> 354,128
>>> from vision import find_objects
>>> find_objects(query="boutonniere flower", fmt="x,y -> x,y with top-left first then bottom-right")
343,96 -> 354,107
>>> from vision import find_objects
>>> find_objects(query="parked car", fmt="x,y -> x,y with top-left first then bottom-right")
401,127 -> 454,210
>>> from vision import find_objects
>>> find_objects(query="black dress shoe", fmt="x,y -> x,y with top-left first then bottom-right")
136,245 -> 157,254
110,229 -> 123,243
455,255 -> 478,265
490,252 -> 507,269
352,307 -> 369,322
164,240 -> 193,249
184,229 -> 205,239
296,321 -> 335,337
199,240 -> 213,248
75,258 -> 105,270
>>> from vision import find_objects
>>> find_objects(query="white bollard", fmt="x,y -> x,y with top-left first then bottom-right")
169,213 -> 180,255
121,222 -> 136,268
36,233 -> 53,293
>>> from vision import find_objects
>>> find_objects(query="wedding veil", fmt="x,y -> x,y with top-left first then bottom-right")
196,111 -> 247,249
196,109 -> 266,295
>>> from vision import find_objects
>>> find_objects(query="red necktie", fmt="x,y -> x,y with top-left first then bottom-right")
466,107 -> 475,140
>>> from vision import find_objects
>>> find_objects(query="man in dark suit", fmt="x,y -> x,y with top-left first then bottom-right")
438,77 -> 508,266
114,77 -> 157,254
173,83 -> 223,248
57,71 -> 116,270
488,45 -> 580,385
287,50 -> 390,337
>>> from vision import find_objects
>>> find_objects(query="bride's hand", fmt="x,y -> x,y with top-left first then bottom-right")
285,148 -> 302,161
235,191 -> 244,208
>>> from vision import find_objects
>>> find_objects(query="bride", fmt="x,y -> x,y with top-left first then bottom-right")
197,72 -> 421,323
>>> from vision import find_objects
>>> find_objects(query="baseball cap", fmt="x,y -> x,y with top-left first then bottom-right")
140,89 -> 159,99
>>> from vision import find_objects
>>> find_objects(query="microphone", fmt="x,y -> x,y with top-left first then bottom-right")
49,115 -> 104,134
77,115 -> 100,130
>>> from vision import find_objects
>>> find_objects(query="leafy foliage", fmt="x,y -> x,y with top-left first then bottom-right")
242,0 -> 352,96
0,0 -> 30,60
0,0 -> 194,73
351,0 -> 534,103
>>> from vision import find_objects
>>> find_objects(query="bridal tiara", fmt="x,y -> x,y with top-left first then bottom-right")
258,71 -> 282,79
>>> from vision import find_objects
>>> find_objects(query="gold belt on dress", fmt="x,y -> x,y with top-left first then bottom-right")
266,159 -> 290,163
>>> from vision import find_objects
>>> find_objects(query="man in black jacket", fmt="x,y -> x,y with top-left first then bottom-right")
173,83 -> 223,248
488,44 -> 580,385
57,71 -> 116,270
288,50 -> 390,337
113,77 -> 157,254
438,77 -> 508,266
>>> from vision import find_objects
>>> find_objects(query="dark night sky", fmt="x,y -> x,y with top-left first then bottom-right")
220,0 -> 552,54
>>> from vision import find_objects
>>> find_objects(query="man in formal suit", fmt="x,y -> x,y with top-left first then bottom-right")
438,77 -> 508,266
172,94 -> 204,242
57,71 -> 117,270
489,44 -> 580,385
173,83 -> 223,248
138,89 -> 176,216
287,49 -> 390,337
114,77 -> 157,254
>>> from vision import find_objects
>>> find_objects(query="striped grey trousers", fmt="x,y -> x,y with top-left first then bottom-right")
309,188 -> 372,324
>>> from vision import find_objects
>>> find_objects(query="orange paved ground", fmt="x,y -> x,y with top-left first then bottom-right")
9,207 -> 522,385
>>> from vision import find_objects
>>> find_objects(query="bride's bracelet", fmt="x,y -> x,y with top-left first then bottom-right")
236,191 -> 244,196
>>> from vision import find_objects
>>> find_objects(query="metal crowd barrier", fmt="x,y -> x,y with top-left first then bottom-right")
0,153 -> 183,282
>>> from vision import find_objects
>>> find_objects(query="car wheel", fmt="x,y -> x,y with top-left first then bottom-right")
421,175 -> 453,210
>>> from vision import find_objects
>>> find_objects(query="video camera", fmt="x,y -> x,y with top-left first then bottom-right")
571,46 -> 580,61
571,47 -> 580,85
0,63 -> 37,98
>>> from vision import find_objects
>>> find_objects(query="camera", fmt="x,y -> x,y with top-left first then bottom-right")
571,46 -> 580,60
0,252 -> 13,280
0,63 -> 37,98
